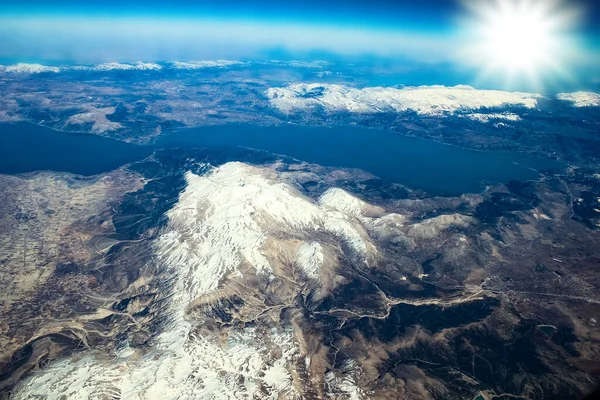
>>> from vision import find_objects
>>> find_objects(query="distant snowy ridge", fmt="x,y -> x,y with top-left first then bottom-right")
85,62 -> 163,71
1,62 -> 164,73
0,61 -> 235,73
557,91 -> 600,107
266,84 -> 542,116
0,60 -> 331,74
257,60 -> 330,68
4,63 -> 61,73
168,60 -> 245,69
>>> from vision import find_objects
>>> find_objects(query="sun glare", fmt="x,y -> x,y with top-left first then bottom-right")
462,0 -> 581,89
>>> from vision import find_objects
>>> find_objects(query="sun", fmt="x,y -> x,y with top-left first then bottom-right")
483,2 -> 554,72
461,0 -> 580,89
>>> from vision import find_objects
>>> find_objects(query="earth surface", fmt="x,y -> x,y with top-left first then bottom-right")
1,61 -> 600,400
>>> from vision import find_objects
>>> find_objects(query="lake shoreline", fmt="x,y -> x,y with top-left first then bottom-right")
0,122 -> 565,196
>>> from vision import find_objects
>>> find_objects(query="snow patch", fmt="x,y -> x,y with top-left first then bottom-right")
65,106 -> 123,133
319,188 -> 367,217
325,359 -> 365,400
13,327 -> 298,400
296,242 -> 324,280
316,71 -> 333,78
406,214 -> 473,239
463,112 -> 521,123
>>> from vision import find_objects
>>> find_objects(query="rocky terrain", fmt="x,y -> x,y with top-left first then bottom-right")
0,169 -> 144,393
1,147 -> 600,399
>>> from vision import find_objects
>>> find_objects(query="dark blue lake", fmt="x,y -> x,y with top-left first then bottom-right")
0,122 -> 563,195
0,123 -> 153,175
157,124 -> 563,195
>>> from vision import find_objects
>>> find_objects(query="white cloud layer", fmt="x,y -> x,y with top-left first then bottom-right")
266,83 -> 541,116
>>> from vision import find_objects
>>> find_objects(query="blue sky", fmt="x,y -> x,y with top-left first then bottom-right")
0,0 -> 460,27
3,0 -> 599,30
0,0 -> 598,90
3,0 -> 599,36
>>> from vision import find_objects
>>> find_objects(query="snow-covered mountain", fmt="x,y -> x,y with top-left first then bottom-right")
4,63 -> 61,73
266,83 -> 542,116
557,91 -> 600,107
168,60 -> 246,69
87,62 -> 163,71
11,160 -> 484,399
10,162 -> 374,399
